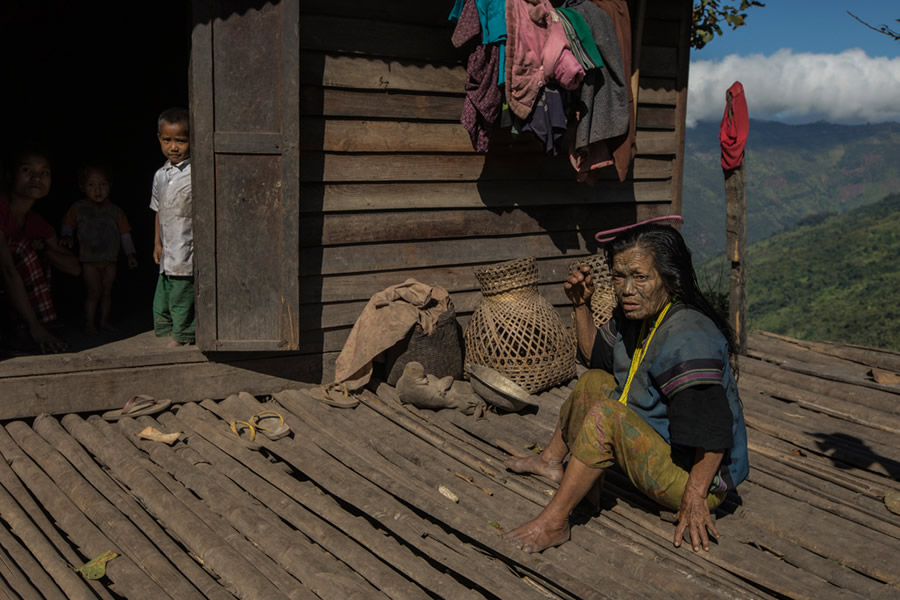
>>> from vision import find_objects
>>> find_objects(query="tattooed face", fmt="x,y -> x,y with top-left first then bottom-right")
611,246 -> 671,320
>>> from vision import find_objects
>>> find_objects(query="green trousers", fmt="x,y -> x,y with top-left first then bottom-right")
152,274 -> 195,344
561,370 -> 726,511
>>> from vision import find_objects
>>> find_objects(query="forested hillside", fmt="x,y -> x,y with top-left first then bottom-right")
724,193 -> 900,351
682,120 -> 900,264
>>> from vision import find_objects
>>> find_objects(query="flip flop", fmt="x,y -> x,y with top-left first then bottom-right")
102,395 -> 172,421
302,383 -> 359,409
229,420 -> 257,442
251,410 -> 292,440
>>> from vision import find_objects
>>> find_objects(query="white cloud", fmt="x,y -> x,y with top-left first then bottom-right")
687,49 -> 900,126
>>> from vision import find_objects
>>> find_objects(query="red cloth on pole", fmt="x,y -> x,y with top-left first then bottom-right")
719,81 -> 749,170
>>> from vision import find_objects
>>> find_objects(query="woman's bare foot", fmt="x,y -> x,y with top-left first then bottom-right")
504,454 -> 565,483
167,339 -> 185,348
502,512 -> 570,553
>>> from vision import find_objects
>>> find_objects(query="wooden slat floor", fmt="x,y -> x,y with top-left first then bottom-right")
0,331 -> 898,599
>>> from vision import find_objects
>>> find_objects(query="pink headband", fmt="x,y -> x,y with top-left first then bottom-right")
594,215 -> 684,243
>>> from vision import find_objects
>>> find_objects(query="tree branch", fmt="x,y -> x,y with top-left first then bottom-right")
847,11 -> 900,41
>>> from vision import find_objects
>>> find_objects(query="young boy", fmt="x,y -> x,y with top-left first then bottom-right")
150,107 -> 194,347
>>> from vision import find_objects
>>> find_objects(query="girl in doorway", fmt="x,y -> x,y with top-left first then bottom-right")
61,164 -> 138,334
1,149 -> 81,331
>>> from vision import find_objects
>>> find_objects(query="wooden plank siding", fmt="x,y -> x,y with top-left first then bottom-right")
297,0 -> 691,382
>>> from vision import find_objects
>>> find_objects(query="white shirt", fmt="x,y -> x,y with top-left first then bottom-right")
150,158 -> 193,276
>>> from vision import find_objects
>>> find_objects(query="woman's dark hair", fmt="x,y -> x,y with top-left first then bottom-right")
606,223 -> 738,361
77,162 -> 114,186
3,147 -> 53,190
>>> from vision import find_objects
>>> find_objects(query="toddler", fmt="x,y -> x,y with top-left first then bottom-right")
61,164 -> 138,333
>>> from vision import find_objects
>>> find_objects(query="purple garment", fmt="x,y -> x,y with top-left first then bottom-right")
452,0 -> 481,48
461,44 -> 502,153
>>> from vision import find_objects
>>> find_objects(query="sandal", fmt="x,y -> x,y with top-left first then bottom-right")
229,420 -> 257,442
251,410 -> 292,440
102,395 -> 172,421
302,383 -> 359,409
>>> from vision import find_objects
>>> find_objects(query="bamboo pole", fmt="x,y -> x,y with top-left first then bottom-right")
31,415 -> 237,600
0,478 -> 96,600
6,420 -> 206,600
157,406 -> 432,600
59,414 -> 292,600
0,424 -> 169,599
113,414 -> 381,600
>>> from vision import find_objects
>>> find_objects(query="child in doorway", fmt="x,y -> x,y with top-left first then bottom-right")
150,107 -> 194,347
60,164 -> 139,334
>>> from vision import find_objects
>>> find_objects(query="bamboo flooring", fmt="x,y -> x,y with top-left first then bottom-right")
0,331 -> 898,599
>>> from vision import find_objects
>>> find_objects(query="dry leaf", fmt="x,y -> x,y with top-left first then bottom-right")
870,368 -> 900,385
886,491 -> 900,516
438,484 -> 459,503
138,426 -> 180,445
74,550 -> 118,580
790,448 -> 807,458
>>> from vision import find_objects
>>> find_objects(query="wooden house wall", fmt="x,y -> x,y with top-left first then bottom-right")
297,0 -> 691,382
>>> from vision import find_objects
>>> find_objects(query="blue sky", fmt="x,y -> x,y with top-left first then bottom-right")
687,1 -> 900,124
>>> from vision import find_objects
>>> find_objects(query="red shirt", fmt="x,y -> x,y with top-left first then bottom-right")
0,193 -> 55,242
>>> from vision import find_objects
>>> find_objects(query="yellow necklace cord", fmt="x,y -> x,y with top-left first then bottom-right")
619,300 -> 674,405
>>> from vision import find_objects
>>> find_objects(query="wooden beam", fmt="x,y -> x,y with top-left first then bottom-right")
302,152 -> 673,183
301,119 -> 678,154
0,356 -> 312,420
300,255 -> 600,304
303,231 -> 603,275
300,15 -> 462,63
302,52 -> 466,93
300,180 -> 672,212
301,203 -> 670,246
300,86 -> 677,127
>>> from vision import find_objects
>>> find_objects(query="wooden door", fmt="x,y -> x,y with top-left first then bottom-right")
190,0 -> 300,351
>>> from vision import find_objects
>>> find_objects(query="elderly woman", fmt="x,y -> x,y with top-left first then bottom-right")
503,222 -> 749,554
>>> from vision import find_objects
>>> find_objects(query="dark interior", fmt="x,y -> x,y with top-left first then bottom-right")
2,1 -> 192,347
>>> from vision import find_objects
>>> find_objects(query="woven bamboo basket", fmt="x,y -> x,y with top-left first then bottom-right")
464,257 -> 575,394
568,253 -> 617,328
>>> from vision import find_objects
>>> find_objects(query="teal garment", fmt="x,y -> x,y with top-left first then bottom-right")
592,302 -> 750,491
450,0 -> 507,85
153,274 -> 195,343
556,7 -> 604,71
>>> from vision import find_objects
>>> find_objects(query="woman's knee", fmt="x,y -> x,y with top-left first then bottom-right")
573,370 -> 617,399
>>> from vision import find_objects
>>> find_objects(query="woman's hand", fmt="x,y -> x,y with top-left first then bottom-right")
564,265 -> 594,307
28,323 -> 66,353
674,448 -> 725,551
673,482 -> 719,552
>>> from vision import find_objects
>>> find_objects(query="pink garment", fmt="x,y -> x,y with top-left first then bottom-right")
334,279 -> 453,391
505,0 -> 585,119
720,81 -> 749,170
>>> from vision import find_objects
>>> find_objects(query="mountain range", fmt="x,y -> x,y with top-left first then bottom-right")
681,120 -> 900,350
682,119 -> 900,265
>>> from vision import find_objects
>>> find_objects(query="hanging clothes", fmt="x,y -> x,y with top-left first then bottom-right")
461,44 -> 503,153
591,0 -> 636,182
451,0 -> 481,48
564,0 -> 627,180
720,81 -> 749,170
505,0 -> 585,120
555,7 -> 604,72
451,0 -> 507,85
520,86 -> 569,155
